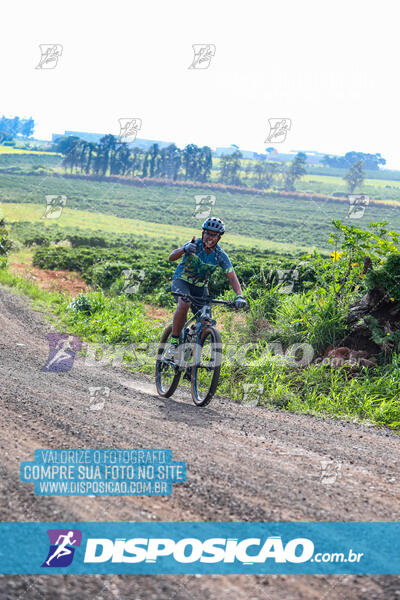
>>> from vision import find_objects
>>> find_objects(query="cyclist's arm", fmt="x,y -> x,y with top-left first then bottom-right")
226,270 -> 243,295
169,247 -> 185,261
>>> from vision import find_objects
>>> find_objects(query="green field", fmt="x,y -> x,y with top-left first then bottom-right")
302,173 -> 400,189
0,147 -> 59,156
2,150 -> 400,429
1,150 -> 400,254
1,171 -> 400,253
297,174 -> 400,202
0,203 -> 311,255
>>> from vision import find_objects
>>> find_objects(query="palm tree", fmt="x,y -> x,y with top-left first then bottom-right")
141,152 -> 149,177
198,146 -> 212,182
77,141 -> 89,173
99,135 -> 117,175
219,150 -> 242,185
149,143 -> 159,177
183,144 -> 199,180
62,139 -> 80,173
85,142 -> 97,174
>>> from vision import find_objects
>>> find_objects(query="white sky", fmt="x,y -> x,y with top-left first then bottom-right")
2,0 -> 400,167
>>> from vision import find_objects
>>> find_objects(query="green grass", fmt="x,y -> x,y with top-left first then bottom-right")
1,171 -> 400,252
0,147 -> 60,156
0,267 -> 163,345
0,266 -> 65,318
1,266 -> 398,430
1,151 -> 400,245
8,247 -> 34,263
219,353 -> 400,429
303,173 -> 400,189
296,175 -> 400,202
1,151 -> 400,429
1,202 -> 311,255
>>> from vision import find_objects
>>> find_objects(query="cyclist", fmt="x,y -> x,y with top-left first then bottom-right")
165,217 -> 246,359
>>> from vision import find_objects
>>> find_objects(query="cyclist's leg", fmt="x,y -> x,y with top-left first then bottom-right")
171,279 -> 191,338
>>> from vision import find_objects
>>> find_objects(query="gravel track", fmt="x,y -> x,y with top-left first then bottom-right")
0,284 -> 399,599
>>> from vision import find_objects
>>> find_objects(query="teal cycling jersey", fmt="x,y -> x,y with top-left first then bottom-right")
173,238 -> 234,287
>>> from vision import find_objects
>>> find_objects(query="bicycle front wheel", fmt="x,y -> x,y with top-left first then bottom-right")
155,325 -> 181,397
191,326 -> 222,407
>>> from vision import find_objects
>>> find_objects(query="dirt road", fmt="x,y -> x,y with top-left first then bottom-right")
0,284 -> 399,599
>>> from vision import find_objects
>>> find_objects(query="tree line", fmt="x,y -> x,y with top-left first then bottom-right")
55,135 -> 212,182
0,115 -> 382,194
219,149 -> 307,191
0,115 -> 35,140
54,135 -> 310,192
323,151 -> 385,170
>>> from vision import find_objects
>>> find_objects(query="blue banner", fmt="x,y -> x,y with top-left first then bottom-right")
0,522 -> 399,574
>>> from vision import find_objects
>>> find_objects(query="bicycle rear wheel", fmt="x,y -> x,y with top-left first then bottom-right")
191,326 -> 222,407
155,325 -> 181,397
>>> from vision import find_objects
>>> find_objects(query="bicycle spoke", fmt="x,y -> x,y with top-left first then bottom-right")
193,331 -> 218,403
155,328 -> 181,397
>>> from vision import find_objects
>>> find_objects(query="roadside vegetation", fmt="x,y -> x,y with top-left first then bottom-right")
1,122 -> 400,428
1,213 -> 400,430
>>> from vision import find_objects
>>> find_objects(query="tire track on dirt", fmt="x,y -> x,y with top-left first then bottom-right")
0,284 -> 399,599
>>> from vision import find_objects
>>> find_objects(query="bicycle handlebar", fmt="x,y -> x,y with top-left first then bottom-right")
171,291 -> 235,307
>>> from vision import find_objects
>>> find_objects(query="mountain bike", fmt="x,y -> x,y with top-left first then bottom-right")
155,292 -> 235,407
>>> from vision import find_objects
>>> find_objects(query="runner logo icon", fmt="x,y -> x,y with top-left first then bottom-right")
41,333 -> 82,372
41,529 -> 82,567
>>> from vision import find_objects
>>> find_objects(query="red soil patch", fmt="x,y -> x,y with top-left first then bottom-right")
10,262 -> 89,296
143,304 -> 171,323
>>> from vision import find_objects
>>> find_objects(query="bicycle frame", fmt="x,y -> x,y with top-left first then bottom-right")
172,292 -> 233,371
155,292 -> 236,403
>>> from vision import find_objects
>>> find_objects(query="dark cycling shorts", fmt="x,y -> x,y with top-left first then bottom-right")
171,278 -> 209,313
